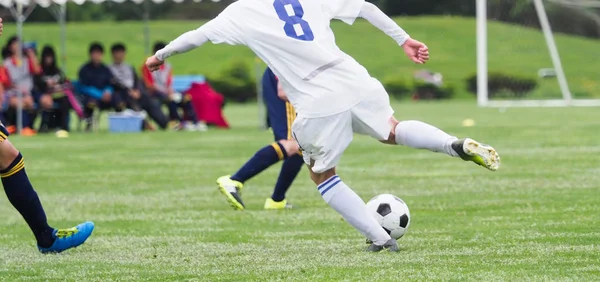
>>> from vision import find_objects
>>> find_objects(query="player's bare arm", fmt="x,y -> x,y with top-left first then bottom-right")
145,28 -> 209,72
358,2 -> 429,64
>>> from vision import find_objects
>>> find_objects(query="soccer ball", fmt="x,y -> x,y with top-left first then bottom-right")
366,194 -> 411,239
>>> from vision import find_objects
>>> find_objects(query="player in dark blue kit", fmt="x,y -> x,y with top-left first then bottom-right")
0,18 -> 94,253
217,67 -> 304,210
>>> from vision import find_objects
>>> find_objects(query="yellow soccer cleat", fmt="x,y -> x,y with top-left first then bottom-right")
216,175 -> 245,210
264,198 -> 293,210
452,138 -> 501,171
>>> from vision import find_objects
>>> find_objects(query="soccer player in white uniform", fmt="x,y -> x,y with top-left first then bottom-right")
146,0 -> 501,252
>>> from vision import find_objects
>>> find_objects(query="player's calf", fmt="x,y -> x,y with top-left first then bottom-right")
311,169 -> 392,246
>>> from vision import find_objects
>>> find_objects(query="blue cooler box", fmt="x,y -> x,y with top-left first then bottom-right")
108,112 -> 144,133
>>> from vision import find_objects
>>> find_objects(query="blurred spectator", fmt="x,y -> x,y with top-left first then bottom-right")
0,66 -> 6,125
1,36 -> 41,136
142,42 -> 205,131
75,42 -> 125,131
109,43 -> 168,130
34,45 -> 70,134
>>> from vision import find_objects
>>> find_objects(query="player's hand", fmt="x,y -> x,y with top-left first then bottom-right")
25,48 -> 36,58
0,18 -> 3,37
101,92 -> 112,102
145,56 -> 164,72
402,38 -> 429,64
129,89 -> 141,100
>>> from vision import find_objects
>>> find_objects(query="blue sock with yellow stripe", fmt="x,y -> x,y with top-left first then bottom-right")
2,153 -> 55,248
231,142 -> 287,183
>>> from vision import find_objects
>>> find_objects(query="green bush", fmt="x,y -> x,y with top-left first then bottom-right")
466,72 -> 538,98
208,59 -> 257,103
413,81 -> 455,100
382,76 -> 412,99
383,76 -> 455,100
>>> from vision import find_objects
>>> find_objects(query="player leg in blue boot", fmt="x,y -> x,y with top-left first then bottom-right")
0,124 -> 94,253
38,221 -> 95,254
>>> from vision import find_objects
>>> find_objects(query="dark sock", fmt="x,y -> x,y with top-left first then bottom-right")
182,101 -> 198,123
84,106 -> 94,119
39,111 -> 50,132
1,153 -> 55,248
21,110 -> 30,129
231,143 -> 286,183
271,154 -> 304,202
5,107 -> 16,126
26,110 -> 37,128
168,102 -> 180,121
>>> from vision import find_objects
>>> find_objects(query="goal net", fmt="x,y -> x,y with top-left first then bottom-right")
477,0 -> 600,107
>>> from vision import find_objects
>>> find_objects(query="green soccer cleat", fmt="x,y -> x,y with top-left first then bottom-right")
452,138 -> 501,171
264,198 -> 293,210
216,175 -> 245,210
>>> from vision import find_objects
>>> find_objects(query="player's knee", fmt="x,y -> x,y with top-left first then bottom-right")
23,96 -> 35,109
0,140 -> 20,170
8,96 -> 18,108
279,139 -> 300,156
40,95 -> 54,110
382,116 -> 400,145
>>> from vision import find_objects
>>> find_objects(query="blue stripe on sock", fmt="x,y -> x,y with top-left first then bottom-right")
320,179 -> 342,196
317,175 -> 339,191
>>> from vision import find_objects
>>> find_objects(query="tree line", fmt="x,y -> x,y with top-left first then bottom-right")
2,0 -> 599,38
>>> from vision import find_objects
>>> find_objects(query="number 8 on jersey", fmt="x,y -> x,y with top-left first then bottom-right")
273,0 -> 314,41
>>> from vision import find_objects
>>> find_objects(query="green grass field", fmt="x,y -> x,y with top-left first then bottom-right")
0,101 -> 599,281
3,17 -> 600,98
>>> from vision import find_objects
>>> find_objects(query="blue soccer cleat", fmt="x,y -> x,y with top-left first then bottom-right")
38,221 -> 95,254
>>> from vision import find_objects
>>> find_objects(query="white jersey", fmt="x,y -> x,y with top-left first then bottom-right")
199,0 -> 381,118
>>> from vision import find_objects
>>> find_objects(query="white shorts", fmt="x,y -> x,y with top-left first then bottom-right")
291,88 -> 394,174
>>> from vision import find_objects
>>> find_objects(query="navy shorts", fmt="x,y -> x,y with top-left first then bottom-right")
263,68 -> 296,141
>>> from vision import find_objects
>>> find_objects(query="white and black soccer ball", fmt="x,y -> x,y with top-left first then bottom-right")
366,194 -> 410,240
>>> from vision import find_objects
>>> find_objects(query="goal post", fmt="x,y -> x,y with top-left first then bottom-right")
476,0 -> 600,107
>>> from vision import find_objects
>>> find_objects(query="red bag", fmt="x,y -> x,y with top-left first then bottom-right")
187,82 -> 229,129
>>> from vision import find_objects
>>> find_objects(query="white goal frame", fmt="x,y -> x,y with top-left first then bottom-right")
476,0 -> 600,107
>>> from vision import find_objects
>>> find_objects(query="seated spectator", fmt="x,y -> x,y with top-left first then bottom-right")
76,42 -> 125,131
34,45 -> 70,135
142,42 -> 205,131
108,43 -> 168,131
1,36 -> 41,136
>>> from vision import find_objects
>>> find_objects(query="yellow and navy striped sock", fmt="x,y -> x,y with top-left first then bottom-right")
231,142 -> 287,183
1,153 -> 54,248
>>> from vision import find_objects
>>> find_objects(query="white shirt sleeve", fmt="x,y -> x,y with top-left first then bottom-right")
155,6 -> 243,61
197,12 -> 244,45
155,29 -> 209,61
358,2 -> 410,46
324,0 -> 365,25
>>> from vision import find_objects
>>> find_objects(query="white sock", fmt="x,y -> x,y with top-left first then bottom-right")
318,175 -> 391,245
395,120 -> 459,157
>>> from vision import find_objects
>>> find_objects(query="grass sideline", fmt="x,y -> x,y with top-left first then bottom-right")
0,101 -> 599,280
2,16 -> 600,98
